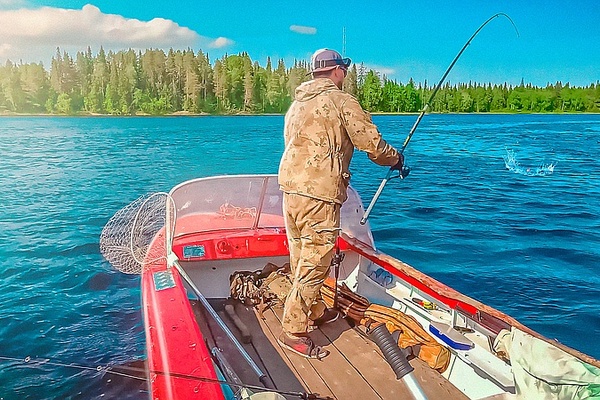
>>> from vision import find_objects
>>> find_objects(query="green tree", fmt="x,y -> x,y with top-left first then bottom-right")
359,70 -> 383,111
242,54 -> 255,112
55,92 -> 72,114
19,62 -> 49,112
75,47 -> 94,111
272,59 -> 289,112
381,79 -> 402,112
287,60 -> 308,106
252,60 -> 267,113
224,53 -> 246,110
404,79 -> 420,112
264,57 -> 285,112
343,64 -> 358,97
0,61 -> 26,112
85,47 -> 108,113
182,49 -> 200,112
213,58 -> 229,112
2,47 -> 600,115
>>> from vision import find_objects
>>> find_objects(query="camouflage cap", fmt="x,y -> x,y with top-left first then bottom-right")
310,48 -> 351,73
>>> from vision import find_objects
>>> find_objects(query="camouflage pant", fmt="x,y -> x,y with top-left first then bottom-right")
281,192 -> 341,335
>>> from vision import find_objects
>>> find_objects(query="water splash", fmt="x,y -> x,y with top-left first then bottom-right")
503,149 -> 556,177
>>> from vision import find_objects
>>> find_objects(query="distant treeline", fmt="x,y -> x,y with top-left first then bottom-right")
1,47 -> 599,115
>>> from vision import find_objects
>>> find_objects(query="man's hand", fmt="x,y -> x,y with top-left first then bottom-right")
391,154 -> 404,171
391,154 -> 410,179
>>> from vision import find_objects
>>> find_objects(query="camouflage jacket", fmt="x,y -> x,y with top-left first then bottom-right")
278,78 -> 399,204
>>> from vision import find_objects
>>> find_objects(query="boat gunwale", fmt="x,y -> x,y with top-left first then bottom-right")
341,233 -> 600,369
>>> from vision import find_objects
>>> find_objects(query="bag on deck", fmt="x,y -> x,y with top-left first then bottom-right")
363,304 -> 451,373
320,277 -> 450,373
229,270 -> 264,306
229,262 -> 291,307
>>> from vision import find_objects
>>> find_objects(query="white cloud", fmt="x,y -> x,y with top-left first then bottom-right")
365,64 -> 396,77
209,37 -> 234,48
0,4 -> 234,63
0,0 -> 25,8
290,25 -> 317,35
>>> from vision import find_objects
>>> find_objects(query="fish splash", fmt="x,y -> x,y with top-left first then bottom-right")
503,149 -> 556,177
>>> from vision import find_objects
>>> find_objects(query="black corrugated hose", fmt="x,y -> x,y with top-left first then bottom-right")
368,323 -> 414,380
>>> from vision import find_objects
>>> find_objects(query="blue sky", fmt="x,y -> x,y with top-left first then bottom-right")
0,0 -> 598,87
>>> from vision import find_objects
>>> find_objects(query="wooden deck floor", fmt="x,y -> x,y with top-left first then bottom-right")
195,300 -> 468,400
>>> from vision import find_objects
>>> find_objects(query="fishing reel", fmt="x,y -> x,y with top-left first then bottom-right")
390,165 -> 411,180
400,165 -> 411,179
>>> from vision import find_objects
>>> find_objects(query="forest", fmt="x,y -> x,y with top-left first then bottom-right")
0,47 -> 599,115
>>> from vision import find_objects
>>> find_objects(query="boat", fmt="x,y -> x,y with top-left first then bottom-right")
100,174 -> 600,400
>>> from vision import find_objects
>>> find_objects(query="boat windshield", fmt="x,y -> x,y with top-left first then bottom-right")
170,175 -> 283,236
169,175 -> 375,247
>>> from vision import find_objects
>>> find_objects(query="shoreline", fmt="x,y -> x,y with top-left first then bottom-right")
2,111 -> 600,117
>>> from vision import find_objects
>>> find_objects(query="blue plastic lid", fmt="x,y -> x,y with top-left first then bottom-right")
429,322 -> 474,351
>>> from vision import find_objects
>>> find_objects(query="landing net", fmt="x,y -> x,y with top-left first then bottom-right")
99,192 -> 175,274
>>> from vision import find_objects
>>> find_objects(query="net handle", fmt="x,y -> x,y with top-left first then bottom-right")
129,192 -> 174,267
165,194 -> 177,267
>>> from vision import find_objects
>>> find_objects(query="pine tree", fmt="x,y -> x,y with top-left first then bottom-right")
1,47 -> 598,115
243,54 -> 254,112
19,62 -> 50,112
2,61 -> 26,112
344,64 -> 358,97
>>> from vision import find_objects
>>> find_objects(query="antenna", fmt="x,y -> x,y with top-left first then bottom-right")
342,27 -> 346,57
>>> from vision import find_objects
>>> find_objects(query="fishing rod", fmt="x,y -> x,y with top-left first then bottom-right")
360,13 -> 519,225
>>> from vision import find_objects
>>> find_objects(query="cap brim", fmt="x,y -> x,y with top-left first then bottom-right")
310,65 -> 339,74
340,57 -> 351,68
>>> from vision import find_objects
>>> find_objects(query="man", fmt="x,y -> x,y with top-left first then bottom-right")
278,48 -> 404,358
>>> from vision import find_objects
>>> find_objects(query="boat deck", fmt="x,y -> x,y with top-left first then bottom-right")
193,299 -> 468,400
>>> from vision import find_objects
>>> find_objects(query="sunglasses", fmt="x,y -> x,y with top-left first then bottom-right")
315,57 -> 352,70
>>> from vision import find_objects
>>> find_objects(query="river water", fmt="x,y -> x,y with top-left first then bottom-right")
0,114 -> 598,399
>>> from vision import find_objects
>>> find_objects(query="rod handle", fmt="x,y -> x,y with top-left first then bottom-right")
360,168 -> 394,225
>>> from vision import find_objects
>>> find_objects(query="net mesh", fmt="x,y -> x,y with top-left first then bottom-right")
100,192 -> 174,274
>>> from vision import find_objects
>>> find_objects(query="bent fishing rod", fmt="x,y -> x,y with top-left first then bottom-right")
360,13 -> 519,225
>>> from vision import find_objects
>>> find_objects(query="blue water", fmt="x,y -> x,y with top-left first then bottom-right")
0,114 -> 599,398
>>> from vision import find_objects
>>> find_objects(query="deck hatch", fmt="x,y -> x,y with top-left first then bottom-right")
183,245 -> 206,259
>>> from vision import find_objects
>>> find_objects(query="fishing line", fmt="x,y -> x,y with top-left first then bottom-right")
0,355 -> 146,381
399,13 -> 519,154
360,13 -> 520,225
0,355 -> 330,400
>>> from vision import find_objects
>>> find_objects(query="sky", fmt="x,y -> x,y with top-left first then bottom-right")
0,0 -> 598,87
